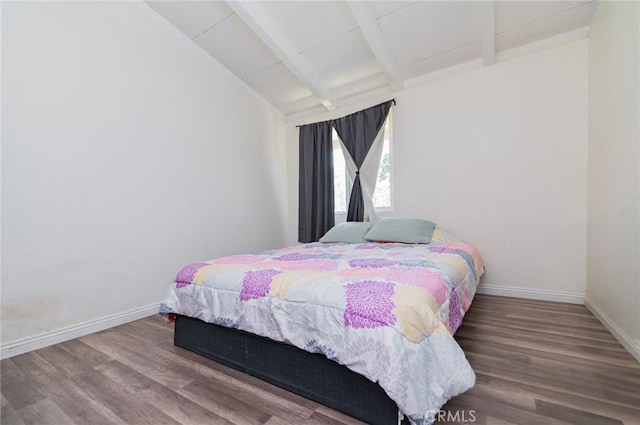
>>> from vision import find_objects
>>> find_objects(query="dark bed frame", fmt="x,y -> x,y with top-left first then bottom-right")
175,315 -> 410,425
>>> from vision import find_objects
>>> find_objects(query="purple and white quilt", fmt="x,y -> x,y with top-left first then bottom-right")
160,228 -> 484,424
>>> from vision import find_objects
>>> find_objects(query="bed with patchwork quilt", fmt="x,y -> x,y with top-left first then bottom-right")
160,227 -> 484,424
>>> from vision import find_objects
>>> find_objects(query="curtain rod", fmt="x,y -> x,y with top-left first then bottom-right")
295,98 -> 396,128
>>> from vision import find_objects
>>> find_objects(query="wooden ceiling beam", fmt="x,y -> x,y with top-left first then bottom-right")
347,1 -> 404,92
225,0 -> 335,110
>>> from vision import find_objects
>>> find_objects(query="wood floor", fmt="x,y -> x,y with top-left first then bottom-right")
2,295 -> 639,425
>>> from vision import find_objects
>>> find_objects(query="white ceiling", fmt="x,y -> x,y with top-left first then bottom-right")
147,1 -> 597,120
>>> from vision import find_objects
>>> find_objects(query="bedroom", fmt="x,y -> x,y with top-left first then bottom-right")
1,0 -> 639,424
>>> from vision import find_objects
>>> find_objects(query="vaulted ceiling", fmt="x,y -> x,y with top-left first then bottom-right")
147,1 -> 597,121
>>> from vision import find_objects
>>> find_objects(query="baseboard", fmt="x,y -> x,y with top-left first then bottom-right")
584,297 -> 640,364
476,284 -> 585,305
0,302 -> 161,360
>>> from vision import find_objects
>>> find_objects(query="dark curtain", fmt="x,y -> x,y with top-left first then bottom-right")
332,100 -> 393,222
298,121 -> 335,243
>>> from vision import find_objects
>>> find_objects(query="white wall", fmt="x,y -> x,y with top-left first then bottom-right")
586,1 -> 640,355
1,2 -> 287,346
286,40 -> 588,296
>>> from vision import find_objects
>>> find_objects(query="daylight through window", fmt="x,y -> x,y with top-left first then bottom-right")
333,116 -> 392,213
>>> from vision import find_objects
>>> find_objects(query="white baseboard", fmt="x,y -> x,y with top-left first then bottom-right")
0,302 -> 161,360
476,284 -> 585,305
584,297 -> 640,364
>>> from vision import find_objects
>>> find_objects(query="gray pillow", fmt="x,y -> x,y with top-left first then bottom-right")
365,218 -> 436,244
319,222 -> 375,243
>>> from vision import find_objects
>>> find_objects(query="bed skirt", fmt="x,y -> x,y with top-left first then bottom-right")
175,315 -> 410,425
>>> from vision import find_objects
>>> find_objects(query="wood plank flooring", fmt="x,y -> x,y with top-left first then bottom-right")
2,295 -> 639,425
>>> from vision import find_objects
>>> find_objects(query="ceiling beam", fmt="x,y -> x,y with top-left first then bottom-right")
347,1 -> 404,92
480,1 -> 496,66
225,1 -> 335,110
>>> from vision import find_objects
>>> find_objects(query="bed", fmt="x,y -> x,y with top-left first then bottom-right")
160,226 -> 484,425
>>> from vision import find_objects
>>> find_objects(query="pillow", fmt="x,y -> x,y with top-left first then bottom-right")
319,222 -> 375,243
364,218 -> 436,244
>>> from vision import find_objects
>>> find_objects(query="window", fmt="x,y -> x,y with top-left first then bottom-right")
333,136 -> 349,213
333,116 -> 392,213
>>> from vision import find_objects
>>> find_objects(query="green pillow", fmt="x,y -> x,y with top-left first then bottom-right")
365,218 -> 436,244
319,222 -> 375,243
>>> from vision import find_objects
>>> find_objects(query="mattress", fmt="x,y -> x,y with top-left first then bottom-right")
160,228 -> 484,424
